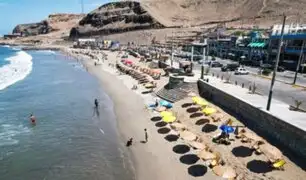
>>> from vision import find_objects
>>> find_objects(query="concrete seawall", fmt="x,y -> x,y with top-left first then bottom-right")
197,79 -> 306,162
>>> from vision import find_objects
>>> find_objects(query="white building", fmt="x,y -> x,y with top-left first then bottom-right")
271,23 -> 306,35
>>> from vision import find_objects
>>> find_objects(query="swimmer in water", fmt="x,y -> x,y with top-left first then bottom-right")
30,113 -> 36,125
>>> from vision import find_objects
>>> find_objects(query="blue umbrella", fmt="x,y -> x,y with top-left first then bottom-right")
220,125 -> 235,134
159,100 -> 173,108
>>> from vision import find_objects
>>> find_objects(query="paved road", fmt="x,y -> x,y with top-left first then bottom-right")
193,64 -> 306,110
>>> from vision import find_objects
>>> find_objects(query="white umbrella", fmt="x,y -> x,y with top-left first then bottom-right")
213,165 -> 236,179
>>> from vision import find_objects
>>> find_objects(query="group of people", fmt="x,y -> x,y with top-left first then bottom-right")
28,99 -> 100,125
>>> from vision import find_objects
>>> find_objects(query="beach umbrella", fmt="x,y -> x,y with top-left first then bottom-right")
187,141 -> 207,150
159,100 -> 173,108
242,131 -> 263,142
212,165 -> 236,179
192,96 -> 202,104
160,111 -> 173,117
179,131 -> 198,141
170,122 -> 187,131
219,125 -> 235,134
144,83 -> 154,88
155,106 -> 166,112
197,150 -> 217,160
258,144 -> 283,162
162,115 -> 176,123
196,99 -> 208,107
202,107 -> 217,116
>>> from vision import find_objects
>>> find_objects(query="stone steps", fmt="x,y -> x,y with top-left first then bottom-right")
156,82 -> 197,102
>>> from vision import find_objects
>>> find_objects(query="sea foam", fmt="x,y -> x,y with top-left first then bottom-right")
0,51 -> 33,90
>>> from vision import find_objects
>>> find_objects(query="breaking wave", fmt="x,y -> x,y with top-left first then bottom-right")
0,51 -> 33,90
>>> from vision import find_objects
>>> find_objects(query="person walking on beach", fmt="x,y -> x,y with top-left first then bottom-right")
144,129 -> 148,143
94,99 -> 99,108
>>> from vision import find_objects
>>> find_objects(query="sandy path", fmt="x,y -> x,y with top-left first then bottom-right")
73,50 -> 220,180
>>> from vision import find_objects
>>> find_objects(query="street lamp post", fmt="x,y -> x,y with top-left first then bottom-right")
191,45 -> 194,72
293,40 -> 305,84
266,15 -> 286,111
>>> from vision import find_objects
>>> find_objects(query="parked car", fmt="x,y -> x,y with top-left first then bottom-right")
121,55 -> 128,59
260,64 -> 286,72
210,61 -> 223,68
235,68 -> 249,75
221,63 -> 240,71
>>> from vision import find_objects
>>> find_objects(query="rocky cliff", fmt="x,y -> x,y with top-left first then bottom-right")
13,13 -> 83,37
13,21 -> 52,36
70,0 -> 306,38
69,1 -> 164,38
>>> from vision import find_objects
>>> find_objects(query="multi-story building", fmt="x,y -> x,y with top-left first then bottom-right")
268,24 -> 306,71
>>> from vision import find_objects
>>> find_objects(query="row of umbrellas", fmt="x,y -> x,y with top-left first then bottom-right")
191,95 -> 285,168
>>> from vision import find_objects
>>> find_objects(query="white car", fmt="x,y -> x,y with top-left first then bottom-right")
234,68 -> 249,75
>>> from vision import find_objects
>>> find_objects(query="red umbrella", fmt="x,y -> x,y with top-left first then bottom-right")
124,59 -> 133,65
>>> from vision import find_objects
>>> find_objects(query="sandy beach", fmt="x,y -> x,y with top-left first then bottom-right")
60,47 -> 306,180
74,50 -> 220,180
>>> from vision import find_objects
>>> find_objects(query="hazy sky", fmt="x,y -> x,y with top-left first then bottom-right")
0,0 -> 111,35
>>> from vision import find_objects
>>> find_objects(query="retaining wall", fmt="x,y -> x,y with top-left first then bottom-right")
197,79 -> 306,161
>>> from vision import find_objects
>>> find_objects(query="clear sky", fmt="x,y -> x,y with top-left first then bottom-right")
0,0 -> 111,35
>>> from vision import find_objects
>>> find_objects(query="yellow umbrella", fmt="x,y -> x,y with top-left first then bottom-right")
192,96 -> 202,104
163,115 -> 176,123
196,99 -> 208,106
202,107 -> 217,116
160,111 -> 173,117
212,165 -> 236,179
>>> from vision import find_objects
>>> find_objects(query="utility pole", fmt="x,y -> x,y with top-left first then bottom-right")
201,45 -> 206,79
266,15 -> 286,111
293,40 -> 305,84
191,45 -> 194,72
171,31 -> 174,67
81,0 -> 84,14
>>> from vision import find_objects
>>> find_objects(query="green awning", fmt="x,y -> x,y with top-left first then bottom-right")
247,42 -> 266,48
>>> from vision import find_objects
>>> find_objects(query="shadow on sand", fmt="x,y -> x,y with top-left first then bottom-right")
181,103 -> 193,108
190,112 -> 203,118
188,164 -> 207,177
246,160 -> 273,173
195,118 -> 210,126
151,116 -> 162,122
155,121 -> 167,127
187,107 -> 200,113
157,127 -> 171,134
164,134 -> 179,142
180,154 -> 200,165
173,144 -> 190,154
202,124 -> 218,133
141,90 -> 152,94
232,146 -> 254,158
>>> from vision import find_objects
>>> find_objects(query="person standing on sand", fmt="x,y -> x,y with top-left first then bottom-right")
144,129 -> 148,143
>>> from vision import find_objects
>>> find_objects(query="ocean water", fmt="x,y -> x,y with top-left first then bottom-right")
0,47 -> 134,180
